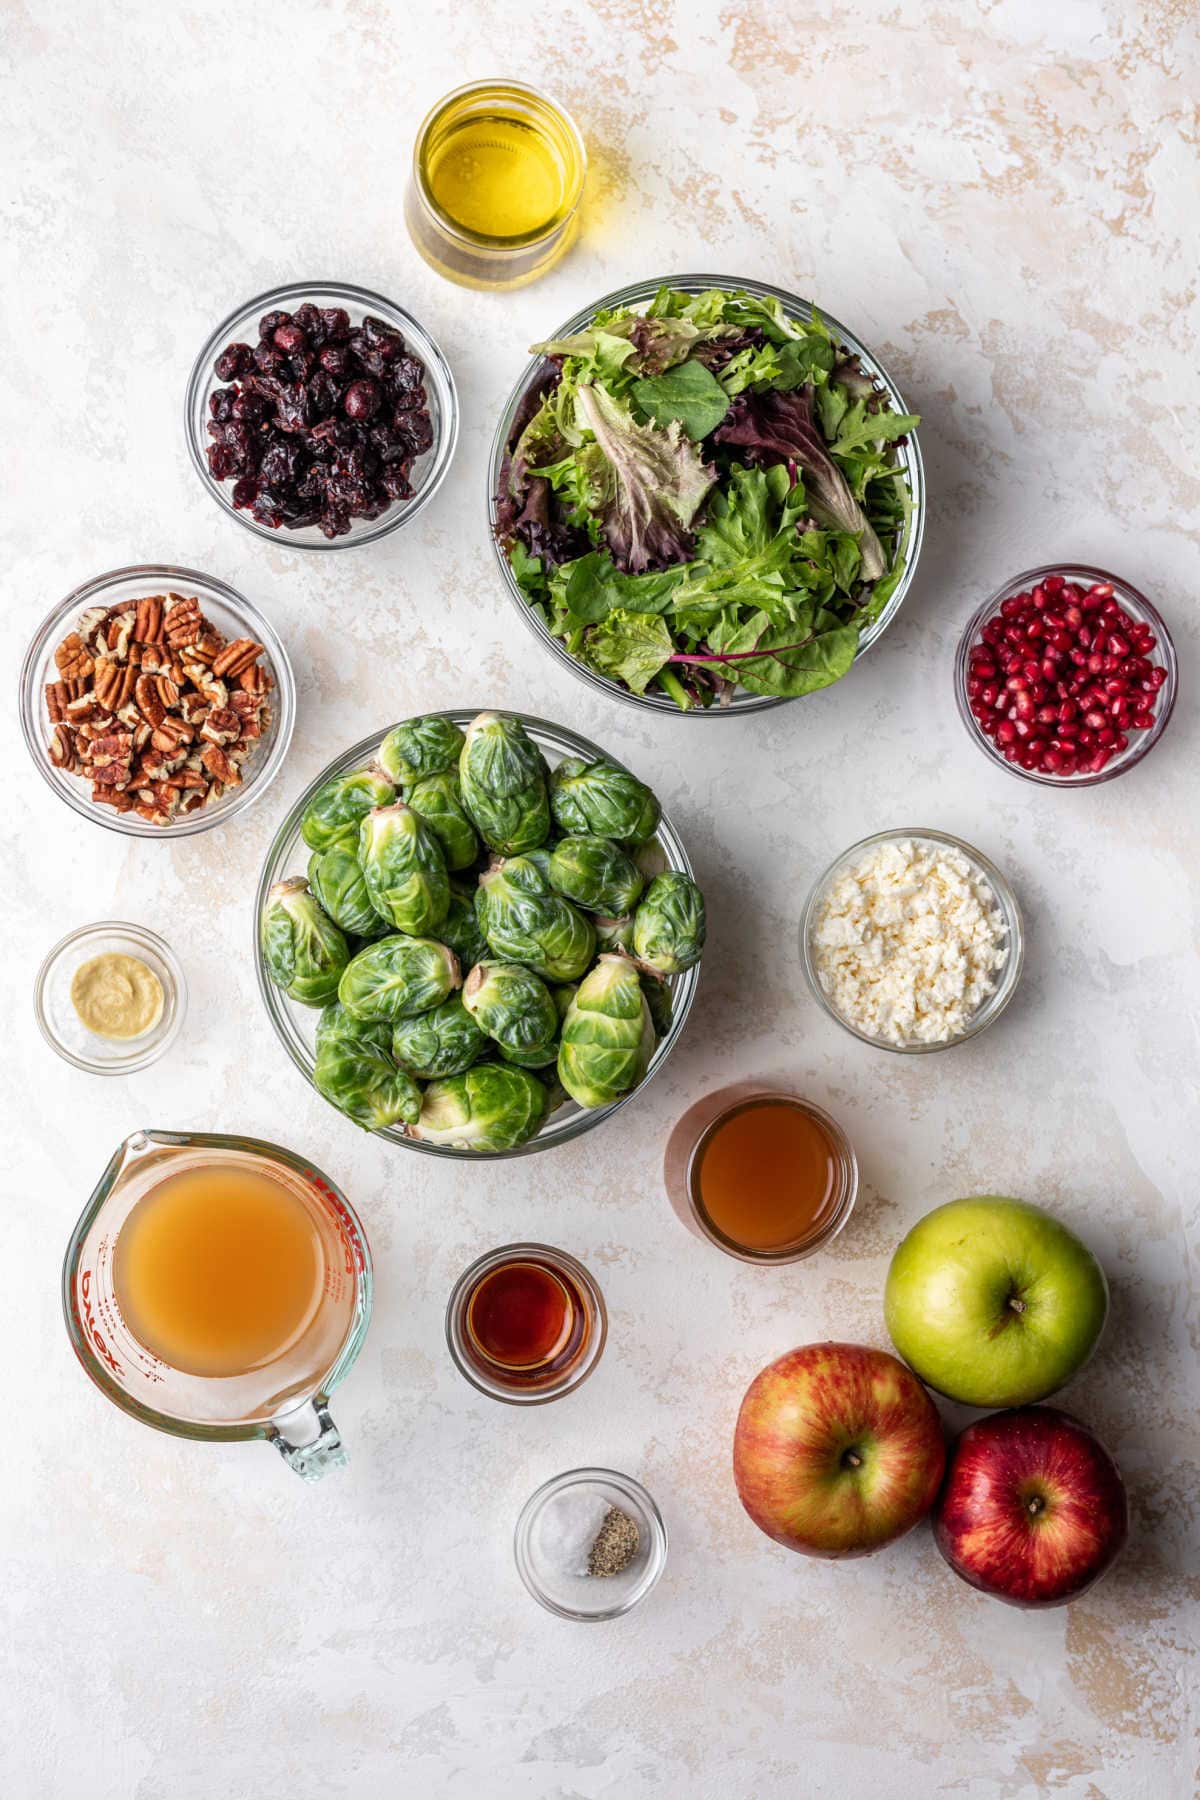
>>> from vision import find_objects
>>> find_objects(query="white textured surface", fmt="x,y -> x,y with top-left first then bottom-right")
3,3 -> 1198,1796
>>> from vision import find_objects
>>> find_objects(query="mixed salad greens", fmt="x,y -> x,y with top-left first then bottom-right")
494,285 -> 920,710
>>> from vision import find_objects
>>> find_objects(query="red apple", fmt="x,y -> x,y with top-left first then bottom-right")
934,1406 -> 1128,1607
733,1341 -> 945,1557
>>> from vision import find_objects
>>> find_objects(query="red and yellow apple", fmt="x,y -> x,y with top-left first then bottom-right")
934,1406 -> 1128,1607
732,1341 -> 945,1557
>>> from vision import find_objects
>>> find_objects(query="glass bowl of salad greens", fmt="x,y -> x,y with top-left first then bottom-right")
488,275 -> 924,715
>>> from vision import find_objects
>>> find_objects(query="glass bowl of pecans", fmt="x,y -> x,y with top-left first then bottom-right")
19,565 -> 295,838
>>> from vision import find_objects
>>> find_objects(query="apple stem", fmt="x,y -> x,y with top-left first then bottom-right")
1007,1295 -> 1026,1314
842,1449 -> 863,1470
1027,1496 -> 1045,1517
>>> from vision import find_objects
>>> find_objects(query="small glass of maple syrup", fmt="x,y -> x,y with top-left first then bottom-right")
664,1085 -> 858,1264
445,1243 -> 607,1404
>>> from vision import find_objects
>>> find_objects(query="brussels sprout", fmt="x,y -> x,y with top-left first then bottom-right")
548,836 -> 645,916
475,856 -> 596,982
549,757 -> 661,846
358,802 -> 450,936
594,913 -> 636,954
558,954 -> 655,1109
338,933 -> 461,1024
314,1038 -> 422,1132
300,767 -> 395,851
632,871 -> 707,974
439,880 -> 490,969
391,993 -> 487,1080
307,845 -> 387,940
379,715 -> 465,786
261,878 -> 349,1008
410,1063 -> 548,1152
463,961 -> 559,1068
405,770 -> 479,873
458,712 -> 551,855
642,972 -> 673,1038
315,1000 -> 392,1055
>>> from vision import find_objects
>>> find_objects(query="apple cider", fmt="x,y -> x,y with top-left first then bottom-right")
690,1097 -> 854,1258
113,1161 -> 332,1379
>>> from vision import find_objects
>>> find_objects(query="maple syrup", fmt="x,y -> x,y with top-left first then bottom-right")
688,1096 -> 857,1261
447,1245 -> 606,1402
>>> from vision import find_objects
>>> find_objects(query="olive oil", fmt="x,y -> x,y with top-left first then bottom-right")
113,1163 -> 325,1378
692,1098 -> 847,1256
427,114 -> 566,240
408,81 -> 586,289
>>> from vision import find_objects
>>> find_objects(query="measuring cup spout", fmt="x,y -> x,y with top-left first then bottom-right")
269,1398 -> 348,1482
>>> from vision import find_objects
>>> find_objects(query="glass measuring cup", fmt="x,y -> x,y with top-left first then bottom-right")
62,1130 -> 373,1481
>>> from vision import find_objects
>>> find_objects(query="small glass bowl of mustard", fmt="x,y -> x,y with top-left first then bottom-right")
406,79 -> 586,289
35,923 -> 186,1075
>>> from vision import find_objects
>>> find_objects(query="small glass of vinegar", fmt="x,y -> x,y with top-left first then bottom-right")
663,1086 -> 859,1264
406,80 -> 587,289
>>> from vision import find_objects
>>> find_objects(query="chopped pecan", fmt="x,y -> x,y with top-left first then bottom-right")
167,766 -> 208,789
189,631 -> 223,665
77,606 -> 109,648
135,642 -> 172,675
45,681 -> 71,722
237,662 -> 272,695
116,701 -> 142,729
211,637 -> 264,681
93,658 -> 137,710
164,594 -> 203,647
49,725 -> 77,770
178,789 -> 208,814
54,633 -> 94,682
151,717 -> 192,753
134,673 -> 166,727
105,612 -> 136,660
179,692 -> 209,724
65,693 -> 101,723
200,744 -> 242,786
92,783 -> 135,812
134,596 -> 165,641
200,706 -> 241,745
156,675 -> 181,710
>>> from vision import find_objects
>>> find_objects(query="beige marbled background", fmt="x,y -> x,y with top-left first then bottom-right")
2,1 -> 1197,1795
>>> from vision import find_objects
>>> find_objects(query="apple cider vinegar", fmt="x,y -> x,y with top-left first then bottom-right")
690,1097 -> 853,1258
113,1162 -> 326,1379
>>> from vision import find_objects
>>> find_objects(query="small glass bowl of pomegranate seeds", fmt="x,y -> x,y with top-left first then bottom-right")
956,565 -> 1177,786
185,280 -> 458,550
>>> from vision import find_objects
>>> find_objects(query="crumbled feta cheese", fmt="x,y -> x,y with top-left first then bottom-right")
810,838 -> 1008,1046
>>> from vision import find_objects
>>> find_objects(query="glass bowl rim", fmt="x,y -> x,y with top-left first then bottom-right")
444,1240 -> 607,1405
799,826 -> 1025,1054
18,561 -> 296,840
34,920 -> 188,1075
253,708 -> 701,1159
410,79 -> 587,251
513,1464 -> 669,1620
184,278 -> 459,552
953,562 -> 1178,788
683,1090 -> 859,1263
486,270 -> 926,718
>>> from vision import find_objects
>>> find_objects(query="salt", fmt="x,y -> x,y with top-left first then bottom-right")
532,1488 -> 613,1579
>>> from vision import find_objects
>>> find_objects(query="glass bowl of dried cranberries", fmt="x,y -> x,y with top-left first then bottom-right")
185,281 -> 458,549
955,565 -> 1177,786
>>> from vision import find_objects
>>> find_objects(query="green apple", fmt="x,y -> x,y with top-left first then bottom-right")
884,1197 -> 1108,1407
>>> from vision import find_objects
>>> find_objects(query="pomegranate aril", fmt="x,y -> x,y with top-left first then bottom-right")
967,677 -> 982,698
1084,710 -> 1106,730
1058,720 -> 1079,739
1147,666 -> 1167,689
1001,595 -> 1023,618
1015,693 -> 1036,720
1030,585 -> 1047,609
1097,727 -> 1117,746
1104,677 -> 1129,696
1114,733 -> 1128,753
1041,658 -> 1058,681
1087,653 -> 1106,674
1037,704 -> 1058,724
1108,633 -> 1131,656
1064,606 -> 1082,629
996,721 -> 1017,746
1058,699 -> 1078,721
1043,574 -> 1066,594
1004,745 -> 1020,763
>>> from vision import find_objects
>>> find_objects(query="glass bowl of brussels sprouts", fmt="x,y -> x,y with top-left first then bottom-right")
488,274 -> 925,715
254,710 -> 704,1158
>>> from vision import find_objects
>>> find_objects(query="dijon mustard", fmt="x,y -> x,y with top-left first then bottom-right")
70,953 -> 164,1040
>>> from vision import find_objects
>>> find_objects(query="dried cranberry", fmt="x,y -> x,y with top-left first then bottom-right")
292,302 -> 322,336
322,307 -> 351,341
319,344 -> 353,377
274,322 -> 308,354
391,354 -> 425,393
254,343 -> 287,377
214,342 -> 254,381
259,309 -> 291,340
344,378 -> 382,421
231,476 -> 258,508
209,389 -> 236,422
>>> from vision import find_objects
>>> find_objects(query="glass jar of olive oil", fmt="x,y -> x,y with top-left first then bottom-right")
406,80 -> 586,289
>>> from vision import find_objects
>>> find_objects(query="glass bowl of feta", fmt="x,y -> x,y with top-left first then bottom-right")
799,827 -> 1024,1053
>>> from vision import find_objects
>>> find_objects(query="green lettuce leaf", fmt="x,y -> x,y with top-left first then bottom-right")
574,383 -> 715,573
583,610 -> 674,693
631,358 -> 731,439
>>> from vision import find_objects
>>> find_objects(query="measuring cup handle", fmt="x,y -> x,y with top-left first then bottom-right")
268,1399 -> 348,1482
